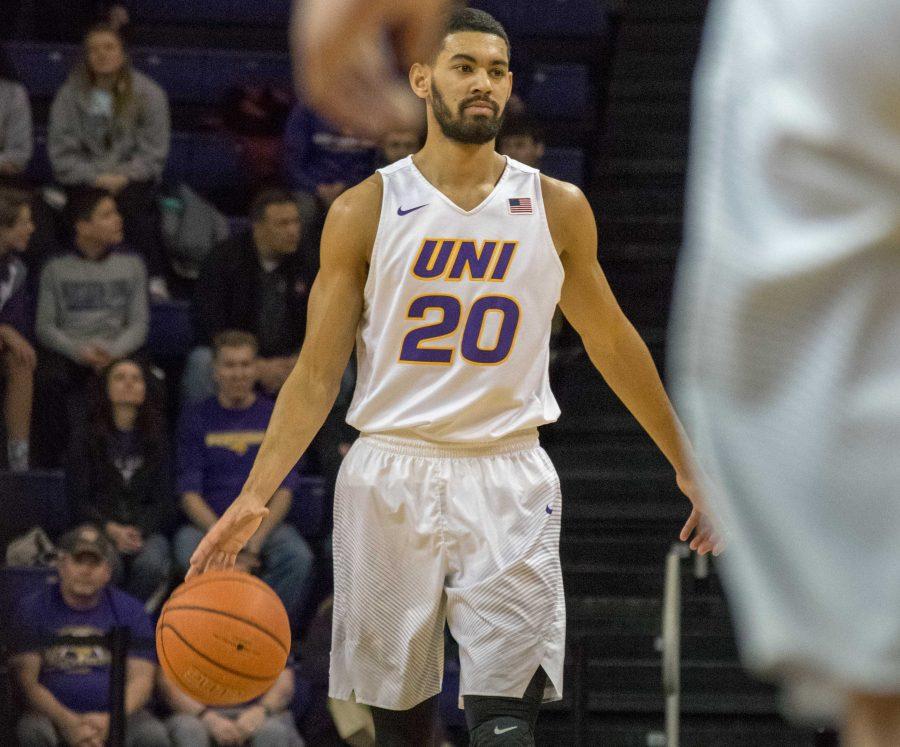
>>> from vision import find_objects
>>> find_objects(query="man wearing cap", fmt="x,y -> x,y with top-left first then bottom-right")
10,524 -> 168,747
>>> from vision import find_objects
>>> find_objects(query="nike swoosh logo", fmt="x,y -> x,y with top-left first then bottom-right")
494,725 -> 518,735
397,203 -> 429,216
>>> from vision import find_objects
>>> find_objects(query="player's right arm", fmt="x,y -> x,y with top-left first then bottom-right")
186,175 -> 382,578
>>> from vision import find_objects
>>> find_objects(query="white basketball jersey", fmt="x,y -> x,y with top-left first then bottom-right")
346,155 -> 563,443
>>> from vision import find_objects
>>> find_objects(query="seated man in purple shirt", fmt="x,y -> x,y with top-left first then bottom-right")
11,524 -> 168,747
173,329 -> 313,623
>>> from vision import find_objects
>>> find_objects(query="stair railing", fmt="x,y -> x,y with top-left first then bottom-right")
661,543 -> 690,747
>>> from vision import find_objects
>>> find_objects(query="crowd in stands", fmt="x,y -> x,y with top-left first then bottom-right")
0,13 -> 553,745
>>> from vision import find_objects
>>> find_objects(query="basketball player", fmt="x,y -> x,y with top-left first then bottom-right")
191,8 -> 721,744
670,1 -> 900,744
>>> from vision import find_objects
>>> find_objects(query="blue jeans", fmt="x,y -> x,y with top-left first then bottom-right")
111,533 -> 172,602
174,523 -> 314,621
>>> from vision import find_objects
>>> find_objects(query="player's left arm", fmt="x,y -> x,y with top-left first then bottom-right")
545,175 -> 721,555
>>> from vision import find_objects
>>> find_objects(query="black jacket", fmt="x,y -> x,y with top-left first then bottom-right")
67,429 -> 175,536
193,231 -> 316,357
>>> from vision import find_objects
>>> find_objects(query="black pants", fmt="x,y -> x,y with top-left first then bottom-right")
31,348 -> 94,469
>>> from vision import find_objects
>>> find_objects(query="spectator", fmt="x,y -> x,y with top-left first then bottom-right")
67,357 -> 173,603
33,187 -> 148,467
175,330 -> 314,625
182,189 -> 315,403
10,524 -> 168,747
283,101 -> 378,227
377,127 -> 422,167
0,48 -> 32,183
497,116 -> 545,169
48,23 -> 170,294
0,187 -> 35,470
160,667 -> 304,746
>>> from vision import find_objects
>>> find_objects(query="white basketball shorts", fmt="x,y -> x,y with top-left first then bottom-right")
328,431 -> 566,711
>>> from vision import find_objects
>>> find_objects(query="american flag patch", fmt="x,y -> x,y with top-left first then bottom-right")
508,197 -> 533,214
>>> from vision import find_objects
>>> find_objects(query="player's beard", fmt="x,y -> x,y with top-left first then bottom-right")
430,80 -> 504,145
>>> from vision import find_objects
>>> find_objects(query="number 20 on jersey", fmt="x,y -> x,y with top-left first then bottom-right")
399,238 -> 522,366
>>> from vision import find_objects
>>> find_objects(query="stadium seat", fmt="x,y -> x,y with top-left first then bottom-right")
0,566 -> 57,633
148,299 -> 195,360
227,216 -> 252,236
132,48 -> 291,105
0,471 -> 69,554
163,131 -> 249,197
188,132 -> 248,193
542,146 -> 586,187
3,42 -> 78,99
128,0 -> 291,27
473,0 -> 608,38
525,64 -> 593,119
26,132 -> 54,185
288,475 -> 328,540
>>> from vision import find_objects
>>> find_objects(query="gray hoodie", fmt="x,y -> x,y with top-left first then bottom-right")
48,68 -> 170,186
0,80 -> 33,170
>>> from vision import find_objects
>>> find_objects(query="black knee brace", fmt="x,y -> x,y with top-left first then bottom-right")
469,716 -> 533,745
464,668 -> 547,746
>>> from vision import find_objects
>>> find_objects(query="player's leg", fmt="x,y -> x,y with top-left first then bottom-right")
371,695 -> 439,746
445,439 -> 565,742
463,668 -> 547,745
843,692 -> 900,747
329,437 -> 447,714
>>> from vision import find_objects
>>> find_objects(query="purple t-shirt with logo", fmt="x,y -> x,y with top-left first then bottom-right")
12,584 -> 155,713
176,395 -> 302,516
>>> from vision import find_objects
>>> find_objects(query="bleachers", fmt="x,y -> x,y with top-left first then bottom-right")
0,471 -> 69,553
4,41 -> 292,107
526,63 -> 594,120
128,0 -> 291,28
131,47 -> 291,105
473,0 -> 609,38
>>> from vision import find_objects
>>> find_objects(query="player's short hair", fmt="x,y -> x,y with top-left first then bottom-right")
499,116 -> 544,144
213,329 -> 259,358
439,7 -> 511,61
250,189 -> 298,224
0,187 -> 31,228
66,187 -> 113,227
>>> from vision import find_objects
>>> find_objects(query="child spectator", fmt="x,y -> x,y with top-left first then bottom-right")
0,49 -> 32,182
47,23 -> 170,294
0,187 -> 35,470
161,667 -> 304,746
67,357 -> 173,603
10,524 -> 168,747
175,330 -> 314,627
33,187 -> 148,467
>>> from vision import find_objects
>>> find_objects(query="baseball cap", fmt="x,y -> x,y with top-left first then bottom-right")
57,524 -> 114,562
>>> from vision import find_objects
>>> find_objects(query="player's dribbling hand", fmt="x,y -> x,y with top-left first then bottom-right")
292,0 -> 452,137
186,498 -> 269,580
676,471 -> 725,556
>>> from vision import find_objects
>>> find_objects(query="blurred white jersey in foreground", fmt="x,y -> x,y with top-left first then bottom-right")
670,0 -> 900,724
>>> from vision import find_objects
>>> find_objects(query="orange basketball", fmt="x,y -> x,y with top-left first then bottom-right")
156,570 -> 291,706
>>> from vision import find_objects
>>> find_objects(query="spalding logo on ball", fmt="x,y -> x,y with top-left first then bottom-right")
156,570 -> 291,705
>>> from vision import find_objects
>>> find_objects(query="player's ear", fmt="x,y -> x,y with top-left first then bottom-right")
409,63 -> 431,101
